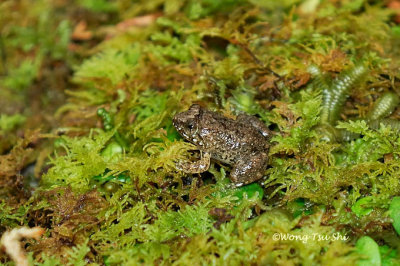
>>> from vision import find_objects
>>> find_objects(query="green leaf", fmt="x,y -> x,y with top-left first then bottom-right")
355,236 -> 381,266
389,197 -> 400,235
287,198 -> 313,218
234,183 -> 264,201
101,141 -> 123,163
351,196 -> 374,217
379,245 -> 398,266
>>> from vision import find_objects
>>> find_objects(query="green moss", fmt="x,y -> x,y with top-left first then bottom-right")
2,0 -> 400,265
147,32 -> 201,65
0,202 -> 27,229
42,130 -> 115,191
74,44 -> 141,85
0,114 -> 26,132
76,0 -> 119,13
269,90 -> 321,155
1,59 -> 40,91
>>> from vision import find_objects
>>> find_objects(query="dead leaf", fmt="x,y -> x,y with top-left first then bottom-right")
71,21 -> 92,41
116,13 -> 161,31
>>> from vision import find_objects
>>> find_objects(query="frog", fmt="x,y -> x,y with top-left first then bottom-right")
172,104 -> 271,186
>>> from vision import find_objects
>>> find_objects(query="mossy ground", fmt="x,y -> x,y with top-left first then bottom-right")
1,0 -> 400,265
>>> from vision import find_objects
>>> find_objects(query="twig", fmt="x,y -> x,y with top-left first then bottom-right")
1,227 -> 45,266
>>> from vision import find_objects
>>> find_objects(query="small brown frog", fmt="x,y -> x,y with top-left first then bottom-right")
173,104 -> 271,186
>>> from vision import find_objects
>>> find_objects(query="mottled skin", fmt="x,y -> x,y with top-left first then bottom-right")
173,104 -> 271,186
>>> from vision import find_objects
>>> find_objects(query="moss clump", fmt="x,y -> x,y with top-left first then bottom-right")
2,0 -> 400,265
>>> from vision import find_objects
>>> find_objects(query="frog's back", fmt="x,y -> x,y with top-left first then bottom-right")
198,110 -> 269,164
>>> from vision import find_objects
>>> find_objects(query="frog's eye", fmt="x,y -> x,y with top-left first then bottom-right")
188,123 -> 194,130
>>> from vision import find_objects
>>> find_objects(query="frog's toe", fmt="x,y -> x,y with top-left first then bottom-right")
230,152 -> 268,186
176,152 -> 211,173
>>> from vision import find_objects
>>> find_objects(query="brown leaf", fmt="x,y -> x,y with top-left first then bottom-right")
116,13 -> 161,31
71,21 -> 92,41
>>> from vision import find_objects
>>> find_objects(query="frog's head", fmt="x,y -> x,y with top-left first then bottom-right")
173,104 -> 202,142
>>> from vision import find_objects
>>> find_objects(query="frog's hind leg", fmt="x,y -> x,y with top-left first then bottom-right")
176,152 -> 211,173
237,114 -> 271,138
230,152 -> 268,186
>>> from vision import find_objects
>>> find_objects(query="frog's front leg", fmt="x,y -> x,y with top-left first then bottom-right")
177,152 -> 211,173
230,152 -> 268,186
